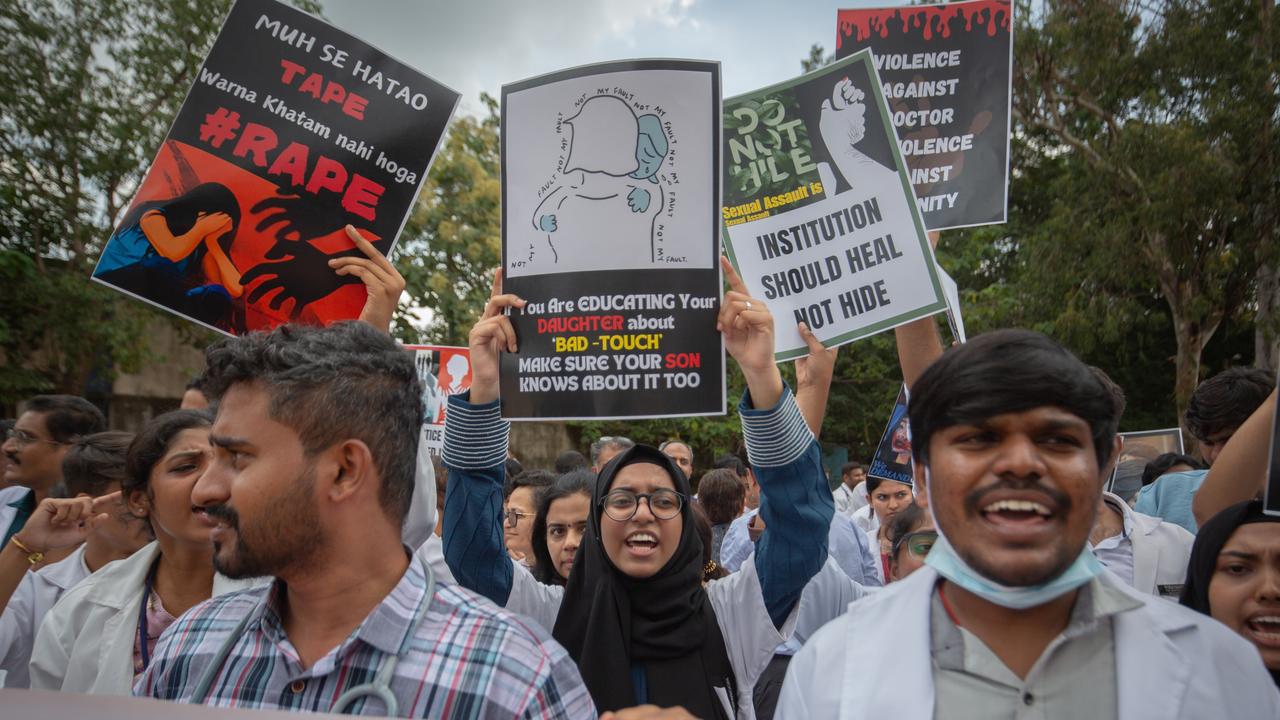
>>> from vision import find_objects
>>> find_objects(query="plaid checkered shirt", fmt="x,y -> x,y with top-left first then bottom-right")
134,555 -> 595,718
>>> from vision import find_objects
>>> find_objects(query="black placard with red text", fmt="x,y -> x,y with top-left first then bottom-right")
92,0 -> 458,335
836,0 -> 1012,231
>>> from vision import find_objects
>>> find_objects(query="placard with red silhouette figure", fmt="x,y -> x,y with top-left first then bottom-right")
406,344 -> 470,456
92,0 -> 458,335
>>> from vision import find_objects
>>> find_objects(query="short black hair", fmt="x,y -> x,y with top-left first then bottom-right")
908,329 -> 1120,469
504,469 -> 554,501
505,457 -> 524,480
1142,453 -> 1206,487
696,468 -> 746,525
554,450 -> 589,474
202,321 -> 422,524
713,453 -> 748,478
1185,367 -> 1274,442
62,431 -> 134,497
185,376 -> 208,393
840,461 -> 865,477
24,395 -> 105,443
124,410 -> 212,533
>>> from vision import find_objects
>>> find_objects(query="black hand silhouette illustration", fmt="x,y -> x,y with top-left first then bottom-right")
240,240 -> 362,319
242,193 -> 368,319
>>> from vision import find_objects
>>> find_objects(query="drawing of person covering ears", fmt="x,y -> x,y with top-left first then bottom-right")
95,182 -> 244,330
529,94 -> 670,269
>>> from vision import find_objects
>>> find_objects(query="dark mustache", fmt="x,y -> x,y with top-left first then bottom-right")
964,478 -> 1072,516
202,504 -> 239,528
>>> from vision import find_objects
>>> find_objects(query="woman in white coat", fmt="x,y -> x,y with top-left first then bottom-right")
0,432 -> 150,687
29,409 -> 256,694
442,265 -> 854,718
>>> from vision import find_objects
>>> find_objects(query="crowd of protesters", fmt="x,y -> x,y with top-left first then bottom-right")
0,243 -> 1277,719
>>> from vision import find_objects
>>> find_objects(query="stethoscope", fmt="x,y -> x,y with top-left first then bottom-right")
180,557 -> 436,716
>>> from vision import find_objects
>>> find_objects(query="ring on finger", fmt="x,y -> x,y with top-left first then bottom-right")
744,301 -> 753,311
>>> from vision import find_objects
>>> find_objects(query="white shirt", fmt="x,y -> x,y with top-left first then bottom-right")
775,566 -> 1280,720
28,542 -> 258,695
0,545 -> 91,687
0,486 -> 32,540
850,503 -> 880,535
832,481 -> 868,516
1092,492 -> 1195,598
1091,494 -> 1136,588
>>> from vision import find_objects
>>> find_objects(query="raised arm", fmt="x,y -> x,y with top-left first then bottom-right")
794,323 -> 838,438
1193,388 -> 1277,526
894,232 -> 945,391
719,257 -> 832,627
441,270 -> 524,604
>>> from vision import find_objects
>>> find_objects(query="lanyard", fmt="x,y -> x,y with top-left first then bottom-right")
137,559 -> 160,672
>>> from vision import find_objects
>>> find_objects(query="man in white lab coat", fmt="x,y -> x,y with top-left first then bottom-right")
777,330 -> 1278,719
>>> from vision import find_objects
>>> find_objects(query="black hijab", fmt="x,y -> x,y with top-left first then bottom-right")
552,444 -> 736,718
1180,499 -> 1280,686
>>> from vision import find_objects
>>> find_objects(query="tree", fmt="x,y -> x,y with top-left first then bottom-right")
0,0 -> 318,407
395,95 -> 502,345
1013,0 -> 1277,438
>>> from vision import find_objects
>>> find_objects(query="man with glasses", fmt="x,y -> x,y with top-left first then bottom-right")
1,396 -> 105,548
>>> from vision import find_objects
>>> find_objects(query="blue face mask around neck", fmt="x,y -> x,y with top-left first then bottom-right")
925,533 -> 1104,610
921,469 -> 1104,610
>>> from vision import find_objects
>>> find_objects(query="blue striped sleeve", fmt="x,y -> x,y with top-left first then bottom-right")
442,392 -> 510,469
740,385 -> 815,467
442,392 -> 513,605
740,386 -> 832,627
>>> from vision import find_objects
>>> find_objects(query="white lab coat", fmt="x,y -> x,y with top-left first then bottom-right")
832,482 -> 868,516
850,504 -> 880,535
0,545 -> 90,687
28,542 -> 257,695
504,554 -> 857,720
775,566 -> 1280,720
1116,494 -> 1196,598
0,486 -> 32,539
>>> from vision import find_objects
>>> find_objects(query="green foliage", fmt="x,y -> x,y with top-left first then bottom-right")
0,0 -> 321,406
395,95 -> 502,345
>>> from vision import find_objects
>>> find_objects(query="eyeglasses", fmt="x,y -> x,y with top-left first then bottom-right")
891,530 -> 937,560
504,508 -> 533,527
4,428 -> 65,448
600,489 -> 685,522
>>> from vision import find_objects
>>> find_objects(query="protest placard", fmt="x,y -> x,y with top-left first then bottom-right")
836,0 -> 1013,231
92,0 -> 458,335
405,344 -> 471,455
499,60 -> 725,420
940,267 -> 966,343
722,49 -> 946,360
1107,427 -> 1186,493
868,385 -> 913,486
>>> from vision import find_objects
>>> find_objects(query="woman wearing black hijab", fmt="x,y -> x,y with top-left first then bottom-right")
1180,499 -> 1280,686
442,263 -> 863,717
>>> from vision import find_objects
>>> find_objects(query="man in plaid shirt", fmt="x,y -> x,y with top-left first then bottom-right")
134,321 -> 593,719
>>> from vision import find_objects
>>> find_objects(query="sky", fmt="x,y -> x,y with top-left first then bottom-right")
318,0 -> 885,116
